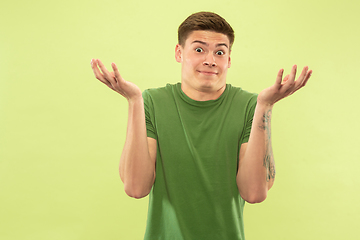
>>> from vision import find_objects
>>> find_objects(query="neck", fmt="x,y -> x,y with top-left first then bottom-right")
181,84 -> 226,101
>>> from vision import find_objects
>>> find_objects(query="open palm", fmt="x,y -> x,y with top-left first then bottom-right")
257,65 -> 312,106
91,59 -> 142,101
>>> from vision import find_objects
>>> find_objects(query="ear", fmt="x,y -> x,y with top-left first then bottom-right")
228,54 -> 231,68
175,44 -> 182,63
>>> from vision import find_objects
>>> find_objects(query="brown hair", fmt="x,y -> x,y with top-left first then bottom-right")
178,12 -> 235,48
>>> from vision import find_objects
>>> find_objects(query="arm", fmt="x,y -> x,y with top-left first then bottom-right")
237,65 -> 312,204
237,104 -> 275,204
91,59 -> 157,199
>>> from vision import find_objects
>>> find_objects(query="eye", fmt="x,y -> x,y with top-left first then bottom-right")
216,50 -> 225,55
195,47 -> 203,53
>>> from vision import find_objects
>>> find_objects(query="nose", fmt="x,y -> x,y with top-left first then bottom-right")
203,53 -> 217,67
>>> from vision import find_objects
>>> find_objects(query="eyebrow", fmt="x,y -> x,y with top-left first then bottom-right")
191,40 -> 229,49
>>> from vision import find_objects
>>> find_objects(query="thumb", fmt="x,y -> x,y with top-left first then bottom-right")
282,74 -> 290,84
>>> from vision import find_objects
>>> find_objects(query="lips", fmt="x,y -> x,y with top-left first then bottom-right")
197,70 -> 218,76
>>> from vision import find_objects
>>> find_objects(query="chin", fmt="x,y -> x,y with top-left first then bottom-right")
197,80 -> 222,92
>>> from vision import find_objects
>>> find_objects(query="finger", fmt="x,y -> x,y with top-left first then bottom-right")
97,59 -> 115,82
281,65 -> 297,93
112,62 -> 125,84
275,69 -> 284,87
295,66 -> 308,86
302,69 -> 312,87
294,66 -> 312,91
91,59 -> 101,76
110,72 -> 115,78
97,59 -> 119,89
91,59 -> 106,81
289,66 -> 307,92
297,66 -> 308,81
288,65 -> 297,82
91,59 -> 114,87
288,69 -> 312,95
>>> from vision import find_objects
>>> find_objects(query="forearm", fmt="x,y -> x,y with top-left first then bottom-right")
120,97 -> 155,198
237,103 -> 275,203
91,59 -> 155,198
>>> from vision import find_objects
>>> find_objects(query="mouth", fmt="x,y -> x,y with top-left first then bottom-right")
197,70 -> 218,76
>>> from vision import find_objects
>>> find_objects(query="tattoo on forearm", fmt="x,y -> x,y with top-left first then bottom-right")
259,109 -> 276,182
259,110 -> 271,132
264,149 -> 276,182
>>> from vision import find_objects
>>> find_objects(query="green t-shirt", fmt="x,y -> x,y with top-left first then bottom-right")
142,83 -> 257,240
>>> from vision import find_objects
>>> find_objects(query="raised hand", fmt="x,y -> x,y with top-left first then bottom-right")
91,59 -> 142,101
257,65 -> 312,106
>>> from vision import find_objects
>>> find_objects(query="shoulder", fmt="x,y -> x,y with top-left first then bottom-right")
142,83 -> 180,111
226,84 -> 257,105
143,83 -> 178,100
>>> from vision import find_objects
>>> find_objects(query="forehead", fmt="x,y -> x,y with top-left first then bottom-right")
184,30 -> 230,47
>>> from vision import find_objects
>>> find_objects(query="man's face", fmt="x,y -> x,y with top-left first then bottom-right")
175,30 -> 231,97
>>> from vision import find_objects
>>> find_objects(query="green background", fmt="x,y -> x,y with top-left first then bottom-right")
1,0 -> 359,239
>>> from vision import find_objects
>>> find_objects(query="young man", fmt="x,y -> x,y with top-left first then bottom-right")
91,12 -> 312,240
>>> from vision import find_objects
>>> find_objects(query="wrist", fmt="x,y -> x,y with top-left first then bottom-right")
256,100 -> 274,110
127,95 -> 143,105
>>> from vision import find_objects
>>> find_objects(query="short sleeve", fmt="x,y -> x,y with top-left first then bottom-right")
142,90 -> 157,140
239,94 -> 257,145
